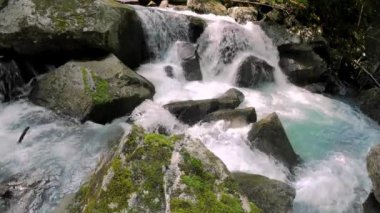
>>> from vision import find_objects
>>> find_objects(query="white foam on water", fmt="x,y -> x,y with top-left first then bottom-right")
134,7 -> 380,213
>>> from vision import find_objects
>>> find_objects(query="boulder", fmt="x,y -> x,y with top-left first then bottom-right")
187,0 -> 227,15
367,144 -> 380,203
247,112 -> 300,172
232,172 -> 295,213
202,107 -> 257,127
164,88 -> 244,125
357,88 -> 380,124
235,55 -> 274,88
363,192 -> 380,213
29,54 -> 154,124
228,7 -> 258,24
0,0 -> 147,69
176,41 -> 202,81
70,126 -> 262,212
279,43 -> 328,86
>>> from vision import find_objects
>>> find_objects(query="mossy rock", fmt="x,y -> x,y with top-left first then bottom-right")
70,126 -> 262,212
0,0 -> 147,68
367,144 -> 380,204
232,172 -> 295,213
187,0 -> 227,15
29,54 -> 154,124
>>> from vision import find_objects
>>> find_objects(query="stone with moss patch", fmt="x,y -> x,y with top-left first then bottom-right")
29,54 -> 154,124
70,126 -> 262,212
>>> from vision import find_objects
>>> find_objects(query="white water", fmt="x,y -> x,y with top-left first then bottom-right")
0,101 -> 128,211
132,7 -> 380,213
0,6 -> 378,213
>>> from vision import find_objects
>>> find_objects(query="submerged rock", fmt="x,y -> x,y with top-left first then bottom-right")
187,0 -> 227,15
0,0 -> 147,69
367,144 -> 380,203
248,112 -> 300,172
70,126 -> 261,212
164,88 -> 244,125
202,107 -> 257,127
357,88 -> 380,124
0,170 -> 60,213
176,41 -> 202,81
279,43 -> 328,86
232,172 -> 295,213
29,54 -> 154,124
235,55 -> 274,88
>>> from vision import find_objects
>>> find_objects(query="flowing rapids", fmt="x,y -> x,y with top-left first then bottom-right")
0,6 -> 378,213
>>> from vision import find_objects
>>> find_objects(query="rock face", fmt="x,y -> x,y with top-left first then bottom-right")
363,192 -> 380,213
357,88 -> 380,124
232,172 -> 295,213
0,57 -> 24,102
29,54 -> 154,124
236,55 -> 275,88
248,112 -> 300,172
0,0 -> 147,69
164,88 -> 244,125
228,7 -> 258,24
70,126 -> 262,213
203,107 -> 257,127
187,0 -> 227,15
367,144 -> 380,203
279,43 -> 328,86
176,41 -> 202,81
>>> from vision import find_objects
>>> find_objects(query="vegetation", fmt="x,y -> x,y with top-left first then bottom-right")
81,67 -> 112,105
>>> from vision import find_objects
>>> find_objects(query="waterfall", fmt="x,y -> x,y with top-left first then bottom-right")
134,7 -> 380,213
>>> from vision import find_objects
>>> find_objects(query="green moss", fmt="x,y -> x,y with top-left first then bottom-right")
171,151 -> 257,213
81,67 -> 111,105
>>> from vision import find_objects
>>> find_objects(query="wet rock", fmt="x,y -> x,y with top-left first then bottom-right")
70,126 -> 261,212
367,144 -> 380,203
188,16 -> 206,43
236,55 -> 274,88
279,43 -> 328,86
0,0 -> 147,69
29,54 -> 155,124
164,65 -> 174,78
248,112 -> 300,172
304,83 -> 326,94
363,192 -> 380,213
228,7 -> 258,24
259,22 -> 300,47
187,0 -> 227,15
164,88 -> 244,125
176,41 -> 202,81
357,88 -> 380,124
0,57 -> 24,102
203,107 -> 257,127
232,172 -> 295,213
0,170 -> 60,213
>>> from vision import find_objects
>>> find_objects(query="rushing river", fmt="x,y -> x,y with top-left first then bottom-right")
0,6 -> 379,213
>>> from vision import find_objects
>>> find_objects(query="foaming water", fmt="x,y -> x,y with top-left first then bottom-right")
134,7 -> 380,213
0,101 -> 127,211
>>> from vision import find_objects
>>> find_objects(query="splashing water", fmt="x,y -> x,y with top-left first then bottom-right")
133,7 -> 380,212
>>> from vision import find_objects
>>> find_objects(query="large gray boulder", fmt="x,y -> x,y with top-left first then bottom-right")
164,88 -> 244,125
248,112 -> 300,172
29,54 -> 154,124
358,88 -> 380,124
176,41 -> 202,81
367,144 -> 380,203
0,0 -> 147,69
232,172 -> 295,213
69,126 -> 262,212
279,43 -> 328,86
202,107 -> 257,127
235,55 -> 274,88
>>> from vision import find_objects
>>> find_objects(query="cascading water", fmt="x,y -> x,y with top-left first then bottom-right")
132,6 -> 380,213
